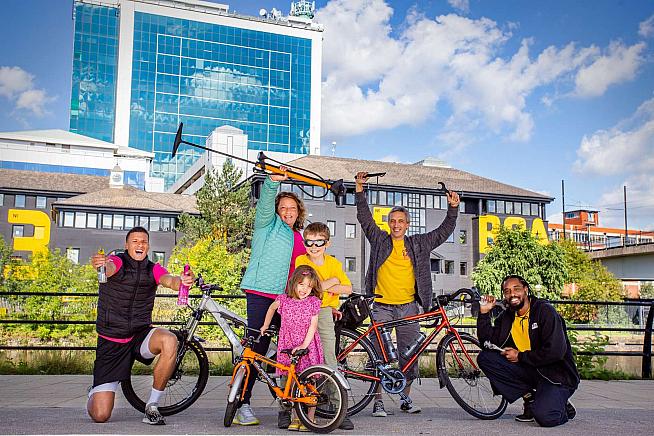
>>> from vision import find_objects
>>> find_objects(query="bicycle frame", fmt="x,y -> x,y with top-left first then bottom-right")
231,346 -> 318,406
337,303 -> 478,381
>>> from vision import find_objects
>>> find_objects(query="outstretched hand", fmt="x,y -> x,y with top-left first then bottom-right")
355,171 -> 369,192
270,165 -> 290,182
446,190 -> 460,208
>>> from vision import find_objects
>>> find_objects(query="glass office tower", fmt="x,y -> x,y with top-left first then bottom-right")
70,0 -> 323,188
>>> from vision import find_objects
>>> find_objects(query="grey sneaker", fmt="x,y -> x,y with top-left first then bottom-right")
142,403 -> 165,425
372,400 -> 387,417
233,404 -> 260,426
400,401 -> 421,414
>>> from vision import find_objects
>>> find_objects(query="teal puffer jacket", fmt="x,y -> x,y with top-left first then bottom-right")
240,178 -> 294,294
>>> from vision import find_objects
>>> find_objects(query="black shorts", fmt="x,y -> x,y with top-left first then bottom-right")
92,327 -> 157,387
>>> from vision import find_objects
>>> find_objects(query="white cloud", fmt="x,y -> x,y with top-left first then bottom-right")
574,97 -> 654,175
378,154 -> 401,163
317,1 -> 640,145
639,14 -> 654,38
574,41 -> 646,97
447,0 -> 469,14
0,65 -> 55,119
596,174 -> 654,229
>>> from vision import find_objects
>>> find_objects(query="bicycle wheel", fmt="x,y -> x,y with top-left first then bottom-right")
122,337 -> 209,416
437,332 -> 507,420
335,328 -> 379,416
294,366 -> 348,434
224,365 -> 246,427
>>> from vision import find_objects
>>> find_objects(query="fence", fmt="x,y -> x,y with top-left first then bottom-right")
0,291 -> 652,378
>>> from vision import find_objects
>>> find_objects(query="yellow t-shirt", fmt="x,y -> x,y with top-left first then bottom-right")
374,239 -> 416,305
511,312 -> 531,352
295,254 -> 352,308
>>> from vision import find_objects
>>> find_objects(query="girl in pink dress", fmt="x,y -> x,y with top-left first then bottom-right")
260,265 -> 324,430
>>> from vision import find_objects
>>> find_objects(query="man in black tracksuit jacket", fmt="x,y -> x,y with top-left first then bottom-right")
477,275 -> 580,427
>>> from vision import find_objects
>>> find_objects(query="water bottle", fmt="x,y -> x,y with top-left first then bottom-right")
97,248 -> 107,283
379,327 -> 398,362
177,264 -> 190,305
401,331 -> 427,359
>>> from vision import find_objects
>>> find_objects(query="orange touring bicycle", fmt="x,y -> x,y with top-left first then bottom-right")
334,288 -> 508,420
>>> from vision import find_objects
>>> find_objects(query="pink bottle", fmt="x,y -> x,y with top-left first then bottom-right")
177,264 -> 190,305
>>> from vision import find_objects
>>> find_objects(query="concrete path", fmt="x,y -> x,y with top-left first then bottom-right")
0,375 -> 652,435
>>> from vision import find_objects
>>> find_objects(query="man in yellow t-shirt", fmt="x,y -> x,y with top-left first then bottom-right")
295,222 -> 354,431
355,172 -> 460,417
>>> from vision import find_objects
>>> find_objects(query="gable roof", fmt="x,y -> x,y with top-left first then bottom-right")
287,155 -> 553,201
0,169 -> 108,195
54,186 -> 199,215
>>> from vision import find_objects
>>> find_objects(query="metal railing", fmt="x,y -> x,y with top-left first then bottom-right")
0,292 -> 652,378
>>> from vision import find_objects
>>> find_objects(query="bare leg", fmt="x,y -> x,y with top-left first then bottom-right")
87,391 -> 115,423
146,329 -> 178,391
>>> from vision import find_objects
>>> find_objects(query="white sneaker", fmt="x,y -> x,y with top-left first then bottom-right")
142,403 -> 165,425
401,401 -> 421,414
233,404 -> 260,426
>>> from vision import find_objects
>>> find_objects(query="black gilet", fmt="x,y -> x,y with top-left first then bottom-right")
96,252 -> 157,339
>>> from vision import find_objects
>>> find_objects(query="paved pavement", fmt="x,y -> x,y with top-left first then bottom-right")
0,375 -> 652,435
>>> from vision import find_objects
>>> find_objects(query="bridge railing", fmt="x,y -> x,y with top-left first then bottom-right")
0,292 -> 652,378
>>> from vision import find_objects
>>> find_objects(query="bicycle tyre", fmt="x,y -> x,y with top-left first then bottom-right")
294,366 -> 348,434
224,365 -> 246,427
122,336 -> 209,416
335,328 -> 379,416
437,332 -> 507,420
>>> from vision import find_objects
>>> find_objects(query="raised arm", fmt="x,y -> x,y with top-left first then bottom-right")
158,266 -> 194,292
419,190 -> 460,248
355,172 -> 386,241
90,253 -> 118,278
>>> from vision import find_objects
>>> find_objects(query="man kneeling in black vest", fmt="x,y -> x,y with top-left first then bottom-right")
477,275 -> 580,427
87,227 -> 193,425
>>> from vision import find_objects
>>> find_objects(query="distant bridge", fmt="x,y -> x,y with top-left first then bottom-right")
589,243 -> 654,281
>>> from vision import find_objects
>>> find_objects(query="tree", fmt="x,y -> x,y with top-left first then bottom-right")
176,160 -> 255,252
640,282 -> 653,299
471,225 -> 568,299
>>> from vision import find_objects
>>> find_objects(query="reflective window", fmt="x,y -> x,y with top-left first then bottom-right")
102,214 -> 112,229
113,214 -> 124,230
75,212 -> 87,228
63,212 -> 75,227
13,225 -> 24,238
345,223 -> 356,239
161,217 -> 172,231
0,194 -> 3,206
15,195 -> 26,208
87,213 -> 98,228
444,260 -> 454,275
487,200 -> 496,213
139,216 -> 149,230
36,196 -> 47,209
345,257 -> 356,272
150,216 -> 161,231
327,220 -> 336,237
67,248 -> 80,264
459,230 -> 467,245
153,251 -> 165,264
125,215 -> 135,229
460,262 -> 467,276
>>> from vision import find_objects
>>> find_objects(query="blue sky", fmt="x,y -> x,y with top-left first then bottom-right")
1,0 -> 654,230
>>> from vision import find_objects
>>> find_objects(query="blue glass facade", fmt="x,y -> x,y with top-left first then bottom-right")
129,13 -> 312,187
70,2 -> 119,143
0,161 -> 145,190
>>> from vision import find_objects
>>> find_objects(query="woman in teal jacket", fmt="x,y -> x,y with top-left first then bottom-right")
233,168 -> 307,427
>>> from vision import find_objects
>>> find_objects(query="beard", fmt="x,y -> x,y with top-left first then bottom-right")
505,297 -> 526,312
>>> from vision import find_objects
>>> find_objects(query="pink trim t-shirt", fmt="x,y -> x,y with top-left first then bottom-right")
98,255 -> 169,343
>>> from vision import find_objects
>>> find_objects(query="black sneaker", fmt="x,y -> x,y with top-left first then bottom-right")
142,403 -> 165,425
400,401 -> 422,414
278,409 -> 292,429
372,400 -> 387,417
338,416 -> 354,430
566,401 -> 576,420
515,395 -> 534,422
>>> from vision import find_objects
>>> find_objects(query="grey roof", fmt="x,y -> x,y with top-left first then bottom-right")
0,169 -> 108,195
55,186 -> 199,215
287,155 -> 553,201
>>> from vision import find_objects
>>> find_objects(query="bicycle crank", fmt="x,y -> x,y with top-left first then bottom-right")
378,367 -> 407,394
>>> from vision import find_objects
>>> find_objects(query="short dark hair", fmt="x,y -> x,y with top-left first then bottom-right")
389,206 -> 410,223
126,226 -> 149,242
501,274 -> 530,292
304,222 -> 330,240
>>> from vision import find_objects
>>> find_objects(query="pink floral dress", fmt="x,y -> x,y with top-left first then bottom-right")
275,294 -> 324,375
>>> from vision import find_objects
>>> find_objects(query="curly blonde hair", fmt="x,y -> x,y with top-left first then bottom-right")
275,191 -> 306,231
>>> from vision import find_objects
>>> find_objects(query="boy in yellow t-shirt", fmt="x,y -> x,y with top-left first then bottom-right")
295,222 -> 352,366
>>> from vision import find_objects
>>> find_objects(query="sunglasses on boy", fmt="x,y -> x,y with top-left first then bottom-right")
304,239 -> 328,247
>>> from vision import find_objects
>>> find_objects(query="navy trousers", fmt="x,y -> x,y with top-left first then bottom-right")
477,350 -> 575,427
239,292 -> 281,406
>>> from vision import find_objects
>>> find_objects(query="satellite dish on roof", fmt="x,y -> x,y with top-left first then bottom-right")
259,8 -> 267,17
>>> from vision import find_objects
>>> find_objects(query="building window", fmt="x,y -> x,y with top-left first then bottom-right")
139,216 -> 149,230
345,257 -> 356,272
327,220 -> 336,237
514,202 -> 522,215
378,190 -> 386,205
487,199 -> 496,213
531,203 -> 539,216
0,193 -> 4,206
36,196 -> 47,209
15,195 -> 26,208
87,213 -> 98,229
67,248 -> 80,264
459,230 -> 467,245
125,215 -> 135,229
460,262 -> 467,276
74,212 -> 86,228
345,223 -> 356,239
496,200 -> 505,214
430,259 -> 441,273
102,214 -> 113,229
426,194 -> 433,209
444,260 -> 454,275
522,202 -> 530,216
345,192 -> 355,205
161,217 -> 172,232
153,251 -> 165,264
113,214 -> 124,230
368,190 -> 378,205
13,225 -> 24,238
63,211 -> 74,227
505,201 -> 514,214
150,216 -> 161,231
